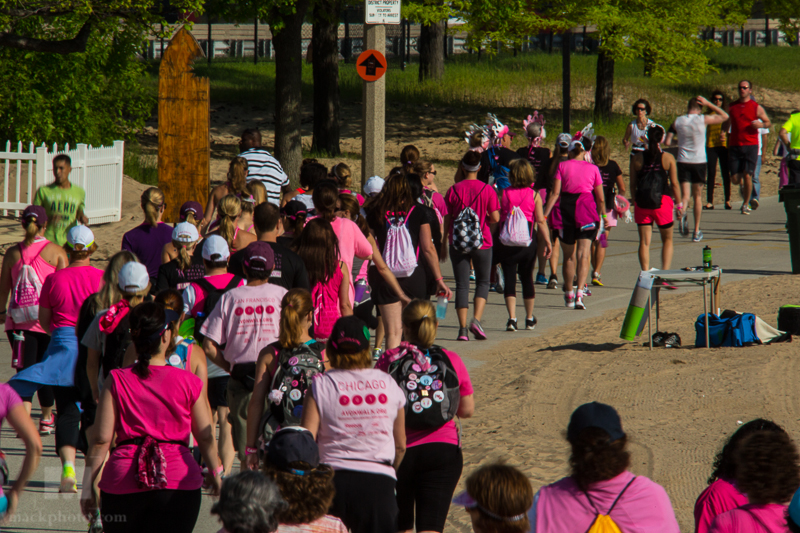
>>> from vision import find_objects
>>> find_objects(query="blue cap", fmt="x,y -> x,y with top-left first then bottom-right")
567,402 -> 625,443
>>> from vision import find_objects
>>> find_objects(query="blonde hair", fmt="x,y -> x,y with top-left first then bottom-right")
141,187 -> 165,226
246,180 -> 268,205
217,195 -> 242,250
509,159 -> 535,188
121,285 -> 150,307
173,237 -> 197,272
412,160 -> 434,177
326,346 -> 372,370
331,162 -> 353,189
591,136 -> 610,167
183,210 -> 202,231
228,157 -> 249,197
94,251 -> 139,311
64,241 -> 98,261
279,289 -> 314,348
402,300 -> 438,348
23,219 -> 44,246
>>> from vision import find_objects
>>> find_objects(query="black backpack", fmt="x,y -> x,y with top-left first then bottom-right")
102,315 -> 131,379
387,345 -> 460,430
635,159 -> 667,210
193,276 -> 242,342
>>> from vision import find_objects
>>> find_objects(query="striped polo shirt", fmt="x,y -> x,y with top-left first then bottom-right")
238,148 -> 289,205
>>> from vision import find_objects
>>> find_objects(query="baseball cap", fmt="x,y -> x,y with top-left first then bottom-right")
21,205 -> 47,227
568,139 -> 584,152
180,201 -> 203,221
267,427 -> 320,474
67,226 -> 95,248
506,131 -> 515,139
243,241 -> 275,272
557,133 -> 572,149
328,315 -> 371,354
567,402 -> 625,443
202,235 -> 230,262
281,200 -> 308,220
117,262 -> 150,293
364,176 -> 385,196
172,222 -> 199,244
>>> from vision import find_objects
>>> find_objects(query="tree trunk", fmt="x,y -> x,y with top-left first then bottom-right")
271,0 -> 310,185
311,0 -> 341,156
594,49 -> 614,119
418,20 -> 445,82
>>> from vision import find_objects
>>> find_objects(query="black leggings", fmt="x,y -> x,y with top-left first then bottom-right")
6,330 -> 54,407
396,443 -> 464,532
100,489 -> 201,533
494,236 -> 538,300
706,146 -> 731,204
330,470 -> 398,533
53,386 -> 82,452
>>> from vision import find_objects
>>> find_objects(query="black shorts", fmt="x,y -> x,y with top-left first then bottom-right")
368,265 -> 427,306
330,470 -> 397,533
729,145 -> 758,177
207,376 -> 230,409
559,225 -> 598,246
677,162 -> 707,184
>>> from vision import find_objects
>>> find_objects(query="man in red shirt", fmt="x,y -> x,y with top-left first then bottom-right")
725,80 -> 771,215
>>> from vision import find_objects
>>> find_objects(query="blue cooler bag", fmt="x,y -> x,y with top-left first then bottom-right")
695,313 -> 759,347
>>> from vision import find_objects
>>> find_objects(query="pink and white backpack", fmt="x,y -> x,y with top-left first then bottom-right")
383,207 -> 418,278
9,252 -> 44,324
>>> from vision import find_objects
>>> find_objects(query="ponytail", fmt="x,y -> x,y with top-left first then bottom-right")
401,300 -> 438,348
228,157 -> 249,197
141,187 -> 165,226
217,195 -> 242,251
184,211 -> 202,231
400,145 -> 420,173
279,289 -> 314,348
646,125 -> 665,159
174,241 -> 193,271
331,162 -> 352,189
129,302 -> 167,379
23,220 -> 40,246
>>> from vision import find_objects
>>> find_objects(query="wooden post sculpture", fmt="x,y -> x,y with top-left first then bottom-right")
158,26 -> 210,223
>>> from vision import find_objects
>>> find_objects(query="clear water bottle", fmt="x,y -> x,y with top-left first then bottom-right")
436,292 -> 448,319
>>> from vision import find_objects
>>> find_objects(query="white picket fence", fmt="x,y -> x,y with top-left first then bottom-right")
0,140 -> 124,224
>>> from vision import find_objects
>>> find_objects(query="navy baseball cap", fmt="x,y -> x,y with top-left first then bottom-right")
268,427 -> 319,474
329,316 -> 370,354
567,402 -> 625,442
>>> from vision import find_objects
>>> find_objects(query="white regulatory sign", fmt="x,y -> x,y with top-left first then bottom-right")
365,0 -> 401,24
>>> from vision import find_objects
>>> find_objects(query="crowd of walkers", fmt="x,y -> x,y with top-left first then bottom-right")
0,80 -> 798,532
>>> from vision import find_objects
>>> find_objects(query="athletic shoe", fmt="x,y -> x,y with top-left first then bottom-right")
582,284 -> 592,297
525,317 -> 537,330
88,510 -> 103,533
457,327 -> 470,341
660,280 -> 678,290
564,293 -> 575,308
469,319 -> 487,340
60,465 -> 78,493
741,204 -> 751,215
591,273 -> 603,286
575,296 -> 586,310
693,230 -> 704,243
547,276 -> 558,290
535,273 -> 548,285
371,348 -> 383,361
680,213 -> 689,237
506,318 -> 517,332
750,198 -> 759,210
469,269 -> 476,281
495,266 -> 505,294
39,415 -> 55,435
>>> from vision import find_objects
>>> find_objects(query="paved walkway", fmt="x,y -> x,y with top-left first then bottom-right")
0,195 -> 791,531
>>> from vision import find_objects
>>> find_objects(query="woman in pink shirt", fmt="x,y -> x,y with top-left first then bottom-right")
695,419 -> 785,533
709,429 -> 800,533
529,402 -> 680,532
302,315 -> 406,533
0,205 -> 66,433
543,141 -> 605,311
81,302 -> 222,533
375,300 -> 474,533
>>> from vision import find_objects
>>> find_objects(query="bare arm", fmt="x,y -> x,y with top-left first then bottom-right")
80,377 -> 116,520
543,179 -> 562,218
3,402 -> 42,524
392,408 -> 407,471
780,128 -> 791,148
615,172 -> 626,196
698,96 -> 728,124
245,346 -> 276,469
203,186 -> 219,229
441,215 -> 451,262
419,224 -> 451,300
664,124 -> 676,147
368,233 -> 411,307
190,343 -> 209,405
593,184 -> 606,217
203,338 -> 231,373
456,394 -> 475,418
0,247 -> 18,315
191,390 -> 222,495
756,104 -> 772,129
338,262 -> 352,317
622,123 -> 633,150
664,154 -> 681,204
534,193 -> 552,259
300,392 -> 321,438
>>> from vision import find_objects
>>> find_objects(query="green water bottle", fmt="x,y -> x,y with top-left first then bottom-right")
703,245 -> 712,272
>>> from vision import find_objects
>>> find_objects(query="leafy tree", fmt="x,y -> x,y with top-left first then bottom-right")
764,0 -> 800,45
403,1 -> 452,80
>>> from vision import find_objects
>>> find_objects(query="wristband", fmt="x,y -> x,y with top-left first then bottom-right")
601,214 -> 607,219
245,446 -> 258,456
434,276 -> 443,282
214,465 -> 224,477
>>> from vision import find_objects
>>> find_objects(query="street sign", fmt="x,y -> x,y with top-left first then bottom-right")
357,49 -> 387,82
365,0 -> 401,24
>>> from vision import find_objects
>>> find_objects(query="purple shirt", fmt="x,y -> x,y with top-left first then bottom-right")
121,222 -> 174,278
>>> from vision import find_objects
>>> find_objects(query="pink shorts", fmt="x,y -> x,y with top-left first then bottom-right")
635,196 -> 674,228
605,209 -> 618,228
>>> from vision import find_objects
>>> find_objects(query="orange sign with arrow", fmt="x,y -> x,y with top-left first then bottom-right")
356,49 -> 387,82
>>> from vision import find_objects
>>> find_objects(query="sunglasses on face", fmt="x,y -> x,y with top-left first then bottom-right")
712,97 -> 723,101
636,107 -> 647,112
428,170 -> 437,176
739,86 -> 750,90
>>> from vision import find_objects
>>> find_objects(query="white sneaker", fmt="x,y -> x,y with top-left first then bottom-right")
575,296 -> 586,310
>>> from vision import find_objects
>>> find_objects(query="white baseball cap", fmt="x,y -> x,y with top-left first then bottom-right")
364,176 -> 385,196
118,262 -> 149,293
568,139 -> 584,152
202,235 -> 230,261
557,133 -> 572,149
172,222 -> 199,244
67,226 -> 95,248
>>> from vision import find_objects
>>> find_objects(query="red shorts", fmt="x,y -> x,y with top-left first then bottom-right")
635,196 -> 674,228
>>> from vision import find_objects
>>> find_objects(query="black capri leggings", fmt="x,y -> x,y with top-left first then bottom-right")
330,470 -> 398,533
6,330 -> 55,408
396,443 -> 464,532
100,489 -> 202,533
53,386 -> 82,452
706,146 -> 731,204
494,231 -> 538,300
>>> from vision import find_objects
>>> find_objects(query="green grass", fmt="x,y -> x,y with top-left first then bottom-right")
124,141 -> 159,185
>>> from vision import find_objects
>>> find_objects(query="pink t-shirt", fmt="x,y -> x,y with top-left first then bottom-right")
709,503 -> 788,533
311,368 -> 406,479
444,180 -> 500,249
375,347 -> 473,447
500,187 -> 539,223
277,515 -> 349,533
5,239 -> 56,334
0,384 -> 22,497
200,282 -> 287,367
98,365 -> 204,494
554,159 -> 603,195
533,471 -> 680,533
330,216 -> 372,303
39,265 -> 104,329
695,478 -> 749,533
